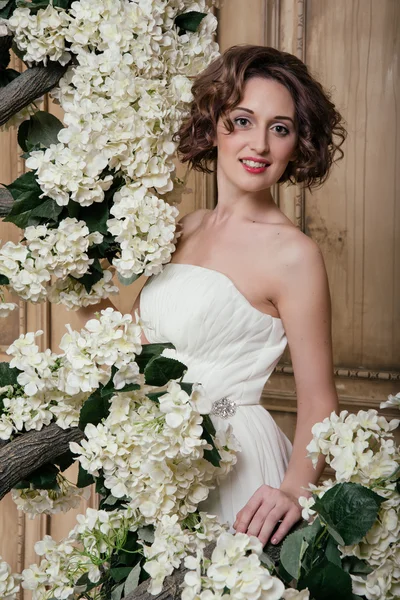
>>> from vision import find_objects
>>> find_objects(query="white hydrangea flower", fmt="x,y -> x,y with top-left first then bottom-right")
47,269 -> 119,310
306,409 -> 399,485
11,477 -> 91,519
7,6 -> 71,65
182,532 -> 285,600
381,392 -> 400,410
0,302 -> 18,317
298,496 -> 316,521
0,557 -> 21,600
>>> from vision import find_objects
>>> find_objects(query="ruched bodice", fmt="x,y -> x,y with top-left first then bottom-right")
139,262 -> 292,526
140,263 -> 287,407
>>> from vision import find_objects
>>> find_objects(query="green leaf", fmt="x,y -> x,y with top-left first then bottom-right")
110,582 -> 125,600
175,11 -> 207,32
54,449 -> 75,472
0,0 -> 16,19
124,563 -> 141,595
75,258 -> 103,294
79,387 -> 110,430
16,0 -> 51,12
3,171 -> 46,228
76,464 -> 95,488
202,413 -> 216,437
313,482 -> 385,546
118,531 -> 141,566
135,342 -> 175,374
0,362 -> 20,386
17,111 -> 64,152
137,526 -> 155,544
27,198 -> 62,225
67,200 -> 80,218
95,475 -> 107,496
299,559 -> 353,600
0,69 -> 20,87
342,556 -> 374,576
280,519 -> 323,580
0,274 -> 9,285
74,572 -> 101,593
144,355 -> 187,386
117,271 -> 141,286
79,200 -> 110,235
325,534 -> 342,567
110,566 -> 133,583
14,463 -> 60,491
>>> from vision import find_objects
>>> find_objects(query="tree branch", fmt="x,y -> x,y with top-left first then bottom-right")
0,423 -> 84,500
0,61 -> 68,126
0,187 -> 14,217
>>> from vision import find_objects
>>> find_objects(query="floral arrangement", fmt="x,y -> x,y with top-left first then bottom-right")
0,310 -> 398,599
0,0 -> 219,315
0,1 -> 399,599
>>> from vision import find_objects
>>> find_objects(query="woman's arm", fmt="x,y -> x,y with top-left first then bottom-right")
234,234 -> 338,545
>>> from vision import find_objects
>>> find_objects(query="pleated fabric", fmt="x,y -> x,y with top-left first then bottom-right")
140,262 -> 292,526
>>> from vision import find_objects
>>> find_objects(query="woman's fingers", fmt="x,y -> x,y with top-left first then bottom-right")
249,506 -> 286,542
233,485 -> 302,546
233,489 -> 264,533
269,507 -> 301,545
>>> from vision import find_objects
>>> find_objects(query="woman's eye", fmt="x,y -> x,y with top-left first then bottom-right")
272,124 -> 290,136
234,117 -> 250,127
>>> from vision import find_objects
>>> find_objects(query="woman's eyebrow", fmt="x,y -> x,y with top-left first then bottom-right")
233,107 -> 294,125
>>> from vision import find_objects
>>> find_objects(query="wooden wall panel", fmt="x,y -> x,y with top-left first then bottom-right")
305,0 -> 400,371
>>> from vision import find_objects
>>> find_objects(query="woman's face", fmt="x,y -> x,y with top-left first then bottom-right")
214,76 -> 298,193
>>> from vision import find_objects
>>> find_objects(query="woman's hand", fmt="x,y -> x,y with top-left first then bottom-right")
233,485 -> 302,546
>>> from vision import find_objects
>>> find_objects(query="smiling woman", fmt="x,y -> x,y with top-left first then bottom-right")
176,44 -> 346,188
134,43 -> 349,548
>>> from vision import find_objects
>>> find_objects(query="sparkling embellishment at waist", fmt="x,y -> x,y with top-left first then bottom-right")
211,397 -> 237,419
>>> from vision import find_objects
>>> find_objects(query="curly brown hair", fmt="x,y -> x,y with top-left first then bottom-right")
175,45 -> 347,189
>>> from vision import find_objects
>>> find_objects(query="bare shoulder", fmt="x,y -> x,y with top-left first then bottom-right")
274,225 -> 324,270
176,208 -> 211,237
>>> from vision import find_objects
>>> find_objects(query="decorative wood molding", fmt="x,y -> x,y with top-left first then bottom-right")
294,0 -> 306,230
261,389 -> 400,415
275,363 -> 400,381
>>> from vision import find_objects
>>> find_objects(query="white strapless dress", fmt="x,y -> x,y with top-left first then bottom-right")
140,262 -> 292,526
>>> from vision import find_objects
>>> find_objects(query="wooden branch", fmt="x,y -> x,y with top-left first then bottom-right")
0,61 -> 68,126
0,423 -> 84,500
0,187 -> 14,217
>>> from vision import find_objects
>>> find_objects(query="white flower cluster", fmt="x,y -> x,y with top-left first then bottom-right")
47,269 -> 119,309
70,379 -> 238,521
0,308 -> 142,441
143,512 -> 226,594
11,475 -> 91,519
381,392 -> 400,410
7,5 -> 72,65
304,407 -> 400,600
22,506 -> 140,599
182,532 -> 285,600
5,0 -> 219,285
59,307 -> 142,395
306,409 -> 399,484
107,184 -> 179,277
0,557 -> 20,600
0,218 -> 118,310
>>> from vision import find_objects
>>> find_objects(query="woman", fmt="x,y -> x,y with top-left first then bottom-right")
110,45 -> 345,546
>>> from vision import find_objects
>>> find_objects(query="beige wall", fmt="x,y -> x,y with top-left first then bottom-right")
0,1 -> 399,594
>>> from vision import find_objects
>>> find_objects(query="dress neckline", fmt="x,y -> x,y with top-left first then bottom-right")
165,262 -> 283,322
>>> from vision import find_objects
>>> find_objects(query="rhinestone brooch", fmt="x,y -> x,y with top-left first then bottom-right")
211,396 -> 237,419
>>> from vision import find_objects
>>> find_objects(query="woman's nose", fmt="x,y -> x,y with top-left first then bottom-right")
249,128 -> 269,155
